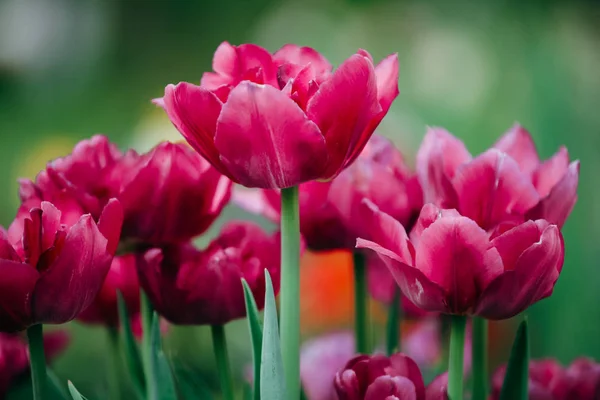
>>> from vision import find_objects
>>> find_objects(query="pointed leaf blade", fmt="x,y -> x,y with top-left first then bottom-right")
500,318 -> 529,400
242,278 -> 263,400
149,312 -> 177,400
171,360 -> 214,400
67,381 -> 88,400
117,291 -> 145,398
260,269 -> 287,400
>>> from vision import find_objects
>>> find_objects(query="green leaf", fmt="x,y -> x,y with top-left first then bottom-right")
148,312 -> 177,400
260,269 -> 287,400
117,291 -> 145,399
67,381 -> 88,400
171,361 -> 214,400
242,278 -> 263,400
47,368 -> 68,400
385,288 -> 401,356
499,318 -> 530,400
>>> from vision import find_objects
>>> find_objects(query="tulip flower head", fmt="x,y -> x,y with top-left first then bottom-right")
491,358 -> 600,400
416,124 -> 579,230
357,201 -> 564,319
158,42 -> 400,189
0,200 -> 122,332
137,221 -> 280,325
335,353 -> 426,400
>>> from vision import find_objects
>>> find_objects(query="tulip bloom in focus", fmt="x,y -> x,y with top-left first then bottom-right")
357,201 -> 564,319
0,200 -> 122,332
335,353 -> 426,400
417,124 -> 579,230
491,358 -> 600,400
158,42 -> 399,189
0,331 -> 69,397
137,222 -> 280,325
17,135 -> 231,246
77,254 -> 140,327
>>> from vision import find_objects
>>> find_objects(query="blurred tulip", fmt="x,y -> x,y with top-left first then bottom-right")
137,222 -> 280,325
17,136 -> 231,246
491,358 -> 600,400
157,42 -> 399,189
416,124 -> 579,230
0,331 -> 69,397
117,141 -> 231,244
301,331 -> 356,400
334,353 -> 425,400
357,201 -> 564,319
77,254 -> 140,327
425,372 -> 448,400
0,200 -> 122,332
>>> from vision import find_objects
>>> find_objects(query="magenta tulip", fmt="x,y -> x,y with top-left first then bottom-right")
0,200 -> 122,332
416,124 -> 579,230
491,358 -> 600,400
157,42 -> 399,189
357,200 -> 564,319
334,353 -> 426,400
137,221 -> 280,325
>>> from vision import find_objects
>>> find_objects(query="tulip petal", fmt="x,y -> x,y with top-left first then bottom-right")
97,198 -> 123,255
425,373 -> 448,400
215,81 -> 327,188
365,376 -> 417,400
0,230 -> 20,261
528,160 -> 579,229
475,224 -> 564,319
409,203 -> 460,246
415,215 -> 499,314
416,128 -> 471,207
274,44 -> 332,81
33,215 -> 112,324
494,124 -> 540,176
453,149 -> 540,230
374,53 -> 399,113
232,187 -> 281,222
0,260 -> 38,331
489,220 -> 542,271
162,83 -> 230,177
389,353 -> 426,400
307,54 -> 381,178
532,147 -> 570,197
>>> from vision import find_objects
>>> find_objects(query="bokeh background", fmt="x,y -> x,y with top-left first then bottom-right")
1,0 -> 599,397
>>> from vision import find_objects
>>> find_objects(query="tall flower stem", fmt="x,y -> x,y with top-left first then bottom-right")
448,315 -> 467,400
472,317 -> 489,400
353,252 -> 369,354
27,324 -> 47,400
107,327 -> 122,400
211,325 -> 234,400
280,186 -> 301,398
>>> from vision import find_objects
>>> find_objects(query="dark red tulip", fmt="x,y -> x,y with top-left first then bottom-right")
77,254 -> 140,327
17,136 -> 231,245
0,331 -> 69,397
357,201 -> 564,319
491,358 -> 600,400
117,141 -> 232,244
334,353 -> 426,400
137,221 -> 280,325
301,332 -> 356,400
157,42 -> 399,189
416,124 -> 579,230
0,200 -> 122,332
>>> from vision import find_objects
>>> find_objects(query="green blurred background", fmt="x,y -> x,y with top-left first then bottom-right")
1,0 -> 599,397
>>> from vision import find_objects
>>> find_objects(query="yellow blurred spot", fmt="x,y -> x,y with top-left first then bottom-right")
130,107 -> 186,153
13,136 -> 76,181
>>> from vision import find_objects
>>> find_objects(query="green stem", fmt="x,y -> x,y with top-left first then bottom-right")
107,327 -> 122,400
280,186 -> 301,399
353,252 -> 369,354
448,315 -> 467,400
27,324 -> 48,400
211,325 -> 234,400
472,317 -> 489,400
140,291 -> 153,398
386,288 -> 402,356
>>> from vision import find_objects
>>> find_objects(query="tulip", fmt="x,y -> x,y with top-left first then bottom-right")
416,124 -> 579,230
301,332 -> 356,400
157,42 -> 399,189
425,373 -> 448,400
117,141 -> 232,244
0,200 -> 122,332
77,254 -> 140,327
136,221 -> 280,325
0,331 -> 69,397
357,200 -> 564,319
491,358 -> 600,400
334,353 -> 426,400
